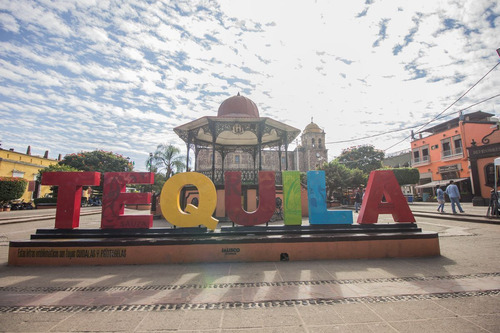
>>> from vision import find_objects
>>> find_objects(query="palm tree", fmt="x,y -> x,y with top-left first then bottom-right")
150,144 -> 185,179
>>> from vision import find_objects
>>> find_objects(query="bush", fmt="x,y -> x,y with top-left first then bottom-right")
0,177 -> 28,204
386,168 -> 420,185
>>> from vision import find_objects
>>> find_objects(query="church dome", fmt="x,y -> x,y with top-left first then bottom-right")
217,93 -> 259,118
304,121 -> 323,133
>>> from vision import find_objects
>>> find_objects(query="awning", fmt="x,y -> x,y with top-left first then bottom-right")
415,178 -> 469,189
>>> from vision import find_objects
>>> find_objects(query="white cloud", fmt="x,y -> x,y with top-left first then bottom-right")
0,12 -> 20,33
0,0 -> 498,169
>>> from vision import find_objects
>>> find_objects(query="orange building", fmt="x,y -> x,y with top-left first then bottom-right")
412,111 -> 499,204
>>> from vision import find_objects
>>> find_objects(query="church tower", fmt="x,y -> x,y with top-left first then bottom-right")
296,119 -> 328,171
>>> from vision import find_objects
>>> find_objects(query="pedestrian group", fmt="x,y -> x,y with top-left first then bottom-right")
436,180 -> 465,214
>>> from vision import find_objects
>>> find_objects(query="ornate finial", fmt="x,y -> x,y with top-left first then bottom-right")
237,92 -> 240,96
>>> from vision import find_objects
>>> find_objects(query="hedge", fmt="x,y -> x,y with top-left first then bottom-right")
0,177 -> 28,204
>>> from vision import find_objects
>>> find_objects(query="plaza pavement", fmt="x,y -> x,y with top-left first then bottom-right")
0,202 -> 498,332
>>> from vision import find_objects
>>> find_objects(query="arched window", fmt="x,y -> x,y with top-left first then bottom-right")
485,163 -> 498,187
312,138 -> 315,148
318,138 -> 322,148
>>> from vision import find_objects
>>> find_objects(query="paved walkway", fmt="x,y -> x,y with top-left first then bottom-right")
0,203 -> 498,332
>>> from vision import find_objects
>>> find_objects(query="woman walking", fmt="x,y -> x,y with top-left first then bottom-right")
436,186 -> 445,213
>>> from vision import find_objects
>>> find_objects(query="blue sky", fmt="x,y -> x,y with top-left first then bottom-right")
0,0 -> 499,171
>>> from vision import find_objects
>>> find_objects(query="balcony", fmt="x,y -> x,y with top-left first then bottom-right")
441,147 -> 463,161
412,155 -> 430,166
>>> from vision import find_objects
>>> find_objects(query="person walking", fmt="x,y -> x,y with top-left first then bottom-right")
445,180 -> 465,214
354,188 -> 362,213
436,186 -> 445,213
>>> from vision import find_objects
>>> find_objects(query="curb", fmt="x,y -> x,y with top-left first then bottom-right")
0,209 -> 101,225
412,212 -> 500,225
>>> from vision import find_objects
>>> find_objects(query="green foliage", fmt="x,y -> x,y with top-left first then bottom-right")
300,172 -> 307,185
336,145 -> 384,174
59,150 -> 134,190
319,161 -> 367,199
0,177 -> 28,204
152,172 -> 167,193
350,168 -> 368,187
60,150 -> 134,173
36,164 -> 80,183
150,144 -> 185,179
36,164 -> 82,198
387,168 -> 420,185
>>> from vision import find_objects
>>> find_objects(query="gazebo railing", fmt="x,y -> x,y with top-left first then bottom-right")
197,169 -> 283,185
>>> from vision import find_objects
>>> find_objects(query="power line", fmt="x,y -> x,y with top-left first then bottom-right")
333,59 -> 500,165
326,93 -> 500,145
383,61 -> 500,152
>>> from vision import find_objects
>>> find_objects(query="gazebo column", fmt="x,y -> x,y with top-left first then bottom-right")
284,136 -> 289,170
210,121 -> 216,182
253,147 -> 257,183
221,150 -> 226,183
194,145 -> 200,171
185,132 -> 192,172
258,122 -> 263,171
278,143 -> 282,171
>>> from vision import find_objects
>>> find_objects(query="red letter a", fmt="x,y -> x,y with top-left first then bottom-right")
357,170 -> 415,224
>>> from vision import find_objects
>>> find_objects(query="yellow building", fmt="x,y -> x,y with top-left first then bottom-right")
0,146 -> 59,202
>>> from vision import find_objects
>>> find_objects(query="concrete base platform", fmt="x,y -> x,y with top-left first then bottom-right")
8,224 -> 440,266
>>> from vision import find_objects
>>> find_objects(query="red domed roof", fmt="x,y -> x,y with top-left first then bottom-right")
217,93 -> 259,118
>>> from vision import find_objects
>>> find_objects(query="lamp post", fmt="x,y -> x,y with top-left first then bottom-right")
149,152 -> 153,191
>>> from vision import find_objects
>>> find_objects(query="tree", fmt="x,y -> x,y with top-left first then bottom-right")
150,144 -> 185,179
336,145 -> 384,174
36,164 -> 81,198
0,177 -> 27,205
60,150 -> 134,173
59,150 -> 134,194
320,160 -> 352,200
350,168 -> 368,188
388,168 -> 420,185
36,164 -> 81,183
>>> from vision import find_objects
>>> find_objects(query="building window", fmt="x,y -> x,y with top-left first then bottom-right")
412,145 -> 429,165
235,155 -> 240,164
311,138 -> 315,148
442,138 -> 451,157
12,170 -> 25,178
441,135 -> 463,159
281,157 -> 286,166
422,147 -> 429,160
318,139 -> 322,148
413,150 -> 420,161
453,135 -> 462,154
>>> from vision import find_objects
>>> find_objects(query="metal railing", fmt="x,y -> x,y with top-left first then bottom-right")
412,155 -> 430,166
197,169 -> 283,185
442,147 -> 463,159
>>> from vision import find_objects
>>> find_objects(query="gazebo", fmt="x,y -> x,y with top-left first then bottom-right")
174,94 -> 300,185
